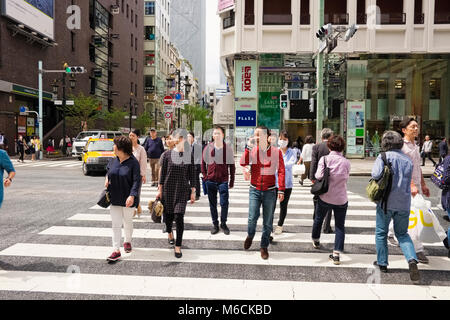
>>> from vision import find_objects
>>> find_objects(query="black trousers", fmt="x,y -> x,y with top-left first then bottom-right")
277,188 -> 293,227
195,164 -> 201,198
422,152 -> 436,166
165,212 -> 184,247
313,195 -> 332,232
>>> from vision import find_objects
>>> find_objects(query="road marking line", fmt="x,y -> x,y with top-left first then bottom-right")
67,213 -> 376,228
37,226 -> 444,247
1,243 -> 449,271
139,197 -> 376,207
88,205 -> 376,216
0,270 -> 448,299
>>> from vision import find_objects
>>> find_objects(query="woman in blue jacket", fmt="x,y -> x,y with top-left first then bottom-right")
0,148 -> 15,208
105,136 -> 141,262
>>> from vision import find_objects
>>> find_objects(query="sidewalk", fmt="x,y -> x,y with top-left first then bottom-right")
233,156 -> 438,177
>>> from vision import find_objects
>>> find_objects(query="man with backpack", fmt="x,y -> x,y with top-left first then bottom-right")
371,131 -> 420,282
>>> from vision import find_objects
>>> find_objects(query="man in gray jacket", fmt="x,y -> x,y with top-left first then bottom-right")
310,128 -> 334,233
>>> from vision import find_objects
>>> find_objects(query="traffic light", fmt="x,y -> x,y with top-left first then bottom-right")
344,24 -> 358,42
316,23 -> 333,40
280,93 -> 289,109
65,64 -> 86,74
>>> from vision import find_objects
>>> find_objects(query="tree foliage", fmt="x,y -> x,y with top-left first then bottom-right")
134,113 -> 153,134
101,108 -> 128,131
65,92 -> 101,136
181,104 -> 213,132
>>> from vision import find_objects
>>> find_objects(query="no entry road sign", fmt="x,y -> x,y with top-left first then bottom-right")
163,96 -> 173,105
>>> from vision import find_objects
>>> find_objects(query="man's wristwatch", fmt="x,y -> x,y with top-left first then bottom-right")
5,177 -> 12,182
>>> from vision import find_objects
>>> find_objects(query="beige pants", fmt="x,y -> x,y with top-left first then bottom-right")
149,158 -> 160,183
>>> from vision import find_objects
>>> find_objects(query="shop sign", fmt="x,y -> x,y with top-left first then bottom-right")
12,84 -> 53,101
235,60 -> 258,99
258,92 -> 281,130
346,101 -> 366,158
235,100 -> 257,111
236,110 -> 257,127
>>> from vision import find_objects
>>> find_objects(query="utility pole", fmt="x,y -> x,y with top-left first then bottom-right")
38,61 -> 44,160
316,0 -> 325,141
62,72 -> 67,156
177,69 -> 181,129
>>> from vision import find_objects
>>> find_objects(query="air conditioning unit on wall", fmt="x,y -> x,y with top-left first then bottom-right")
111,5 -> 120,15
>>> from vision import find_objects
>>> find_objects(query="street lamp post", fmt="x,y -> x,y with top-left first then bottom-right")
129,93 -> 134,133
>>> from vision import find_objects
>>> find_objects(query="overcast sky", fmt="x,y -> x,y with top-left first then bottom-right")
205,1 -> 222,86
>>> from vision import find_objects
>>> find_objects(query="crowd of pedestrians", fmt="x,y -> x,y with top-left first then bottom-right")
100,123 -> 449,283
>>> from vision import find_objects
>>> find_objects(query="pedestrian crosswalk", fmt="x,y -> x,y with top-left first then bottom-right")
0,176 -> 449,299
12,160 -> 82,169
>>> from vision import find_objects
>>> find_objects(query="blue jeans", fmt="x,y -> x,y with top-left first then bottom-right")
206,181 -> 229,226
447,209 -> 450,239
312,198 -> 347,253
375,206 -> 418,266
248,188 -> 277,249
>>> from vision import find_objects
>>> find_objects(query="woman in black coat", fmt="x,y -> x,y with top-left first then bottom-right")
157,129 -> 197,258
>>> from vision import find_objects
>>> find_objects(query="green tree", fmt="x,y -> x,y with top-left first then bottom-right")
64,92 -> 101,135
134,113 -> 153,134
101,108 -> 128,131
181,104 -> 212,132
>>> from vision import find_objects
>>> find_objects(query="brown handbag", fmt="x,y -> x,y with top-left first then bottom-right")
148,199 -> 164,223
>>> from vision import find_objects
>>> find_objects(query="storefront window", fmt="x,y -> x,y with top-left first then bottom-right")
361,55 -> 449,143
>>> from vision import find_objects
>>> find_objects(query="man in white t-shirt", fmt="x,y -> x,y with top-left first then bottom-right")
421,135 -> 436,167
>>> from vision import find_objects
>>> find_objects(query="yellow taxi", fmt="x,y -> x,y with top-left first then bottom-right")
82,138 -> 116,176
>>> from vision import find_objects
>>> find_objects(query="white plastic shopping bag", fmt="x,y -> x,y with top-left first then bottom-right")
293,164 -> 305,177
409,195 -> 447,244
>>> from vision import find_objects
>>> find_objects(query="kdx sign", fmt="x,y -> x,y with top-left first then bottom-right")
235,60 -> 258,99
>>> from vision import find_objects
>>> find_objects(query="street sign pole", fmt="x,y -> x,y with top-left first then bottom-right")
38,61 -> 44,160
316,0 -> 325,141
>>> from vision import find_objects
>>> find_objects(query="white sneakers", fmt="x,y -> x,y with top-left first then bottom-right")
274,226 -> 283,235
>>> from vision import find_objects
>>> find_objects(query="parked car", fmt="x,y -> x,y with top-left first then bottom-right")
72,131 -> 122,160
81,138 -> 115,176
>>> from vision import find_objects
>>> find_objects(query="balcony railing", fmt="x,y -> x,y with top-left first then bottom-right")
263,14 -> 292,25
435,12 -> 450,24
300,14 -> 310,25
245,14 -> 255,25
324,13 -> 349,25
223,16 -> 235,29
379,13 -> 406,25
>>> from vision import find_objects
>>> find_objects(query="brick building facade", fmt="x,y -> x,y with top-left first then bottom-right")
0,0 -> 143,153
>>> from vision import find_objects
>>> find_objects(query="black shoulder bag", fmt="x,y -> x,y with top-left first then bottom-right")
311,157 -> 330,196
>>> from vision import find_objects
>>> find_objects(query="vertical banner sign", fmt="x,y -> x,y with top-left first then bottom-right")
347,101 -> 366,158
235,60 -> 258,99
258,92 -> 281,130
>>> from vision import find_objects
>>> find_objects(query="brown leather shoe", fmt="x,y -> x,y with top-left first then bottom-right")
260,248 -> 269,260
244,236 -> 253,250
